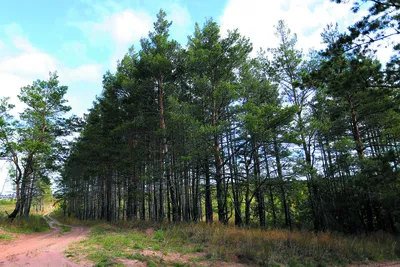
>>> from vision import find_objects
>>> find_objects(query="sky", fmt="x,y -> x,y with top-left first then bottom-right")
0,0 -> 395,192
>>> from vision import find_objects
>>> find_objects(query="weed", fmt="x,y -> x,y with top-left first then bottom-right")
172,263 -> 190,267
0,214 -> 50,233
146,258 -> 158,267
133,243 -> 143,249
0,199 -> 16,206
127,253 -> 158,266
0,233 -> 12,241
94,258 -> 122,267
153,229 -> 165,242
60,225 -> 72,234
127,252 -> 144,261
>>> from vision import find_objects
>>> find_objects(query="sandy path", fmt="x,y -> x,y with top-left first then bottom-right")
0,214 -> 90,267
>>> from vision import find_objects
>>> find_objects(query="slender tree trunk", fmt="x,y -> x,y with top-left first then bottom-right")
204,161 -> 213,223
274,137 -> 291,230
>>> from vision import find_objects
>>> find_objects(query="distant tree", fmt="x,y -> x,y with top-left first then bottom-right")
0,72 -> 71,218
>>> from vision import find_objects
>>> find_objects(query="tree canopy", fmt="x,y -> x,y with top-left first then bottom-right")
3,7 -> 399,234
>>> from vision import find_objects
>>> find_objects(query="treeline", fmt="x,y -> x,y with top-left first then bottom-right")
58,2 -> 399,233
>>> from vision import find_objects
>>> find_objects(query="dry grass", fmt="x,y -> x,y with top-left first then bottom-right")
51,210 -> 103,227
64,218 -> 400,266
0,199 -> 16,214
162,223 -> 400,266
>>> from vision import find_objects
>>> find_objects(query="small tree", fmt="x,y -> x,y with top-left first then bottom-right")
0,72 -> 71,218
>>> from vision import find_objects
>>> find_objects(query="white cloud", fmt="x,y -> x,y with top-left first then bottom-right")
219,0 -> 364,54
70,7 -> 153,71
0,160 -> 13,195
62,41 -> 87,56
169,3 -> 191,28
0,25 -> 103,117
166,2 -> 192,44
61,64 -> 103,83
71,1 -> 192,71
12,35 -> 38,53
0,51 -> 57,78
4,23 -> 24,38
73,9 -> 153,48
0,39 -> 102,87
0,72 -> 30,114
110,10 -> 153,45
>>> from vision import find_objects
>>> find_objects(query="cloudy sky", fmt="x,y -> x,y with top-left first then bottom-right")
0,0 -> 391,191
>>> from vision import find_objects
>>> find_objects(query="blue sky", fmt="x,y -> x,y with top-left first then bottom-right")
0,0 -> 226,67
0,0 -> 393,191
0,0 -> 232,117
0,0 -> 371,116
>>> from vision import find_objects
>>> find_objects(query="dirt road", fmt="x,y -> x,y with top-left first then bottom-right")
0,214 -> 90,267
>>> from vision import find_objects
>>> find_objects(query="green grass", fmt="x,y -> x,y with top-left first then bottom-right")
0,199 -> 16,205
66,223 -> 192,266
127,252 -> 162,266
0,201 -> 51,240
0,213 -> 51,233
64,221 -> 400,267
0,232 -> 13,241
60,225 -> 72,234
0,200 -> 53,235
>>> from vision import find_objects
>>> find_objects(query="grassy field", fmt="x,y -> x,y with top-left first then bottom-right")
60,214 -> 400,267
0,200 -> 51,237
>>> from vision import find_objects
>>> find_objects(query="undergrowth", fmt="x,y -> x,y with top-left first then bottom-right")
0,199 -> 16,214
64,219 -> 400,267
0,213 -> 50,233
162,224 -> 400,266
60,225 -> 72,234
0,232 -> 13,241
52,210 -> 100,227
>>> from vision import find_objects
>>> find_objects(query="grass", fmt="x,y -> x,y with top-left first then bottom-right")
163,224 -> 400,266
51,210 -> 101,227
0,232 -> 13,241
60,225 -> 72,234
63,220 -> 400,267
0,213 -> 51,233
127,252 -> 162,266
0,200 -> 51,234
0,199 -> 16,214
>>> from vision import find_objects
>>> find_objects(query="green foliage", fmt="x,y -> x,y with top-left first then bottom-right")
331,0 -> 399,54
1,72 -> 73,219
153,229 -> 165,242
0,199 -> 16,206
0,232 -> 13,241
60,5 -> 399,253
60,225 -> 72,234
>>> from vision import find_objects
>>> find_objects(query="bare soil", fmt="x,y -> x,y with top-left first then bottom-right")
0,214 -> 90,267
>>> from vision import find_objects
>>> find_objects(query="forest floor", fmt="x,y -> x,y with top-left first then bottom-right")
0,213 -> 90,266
1,208 -> 400,266
51,212 -> 400,267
